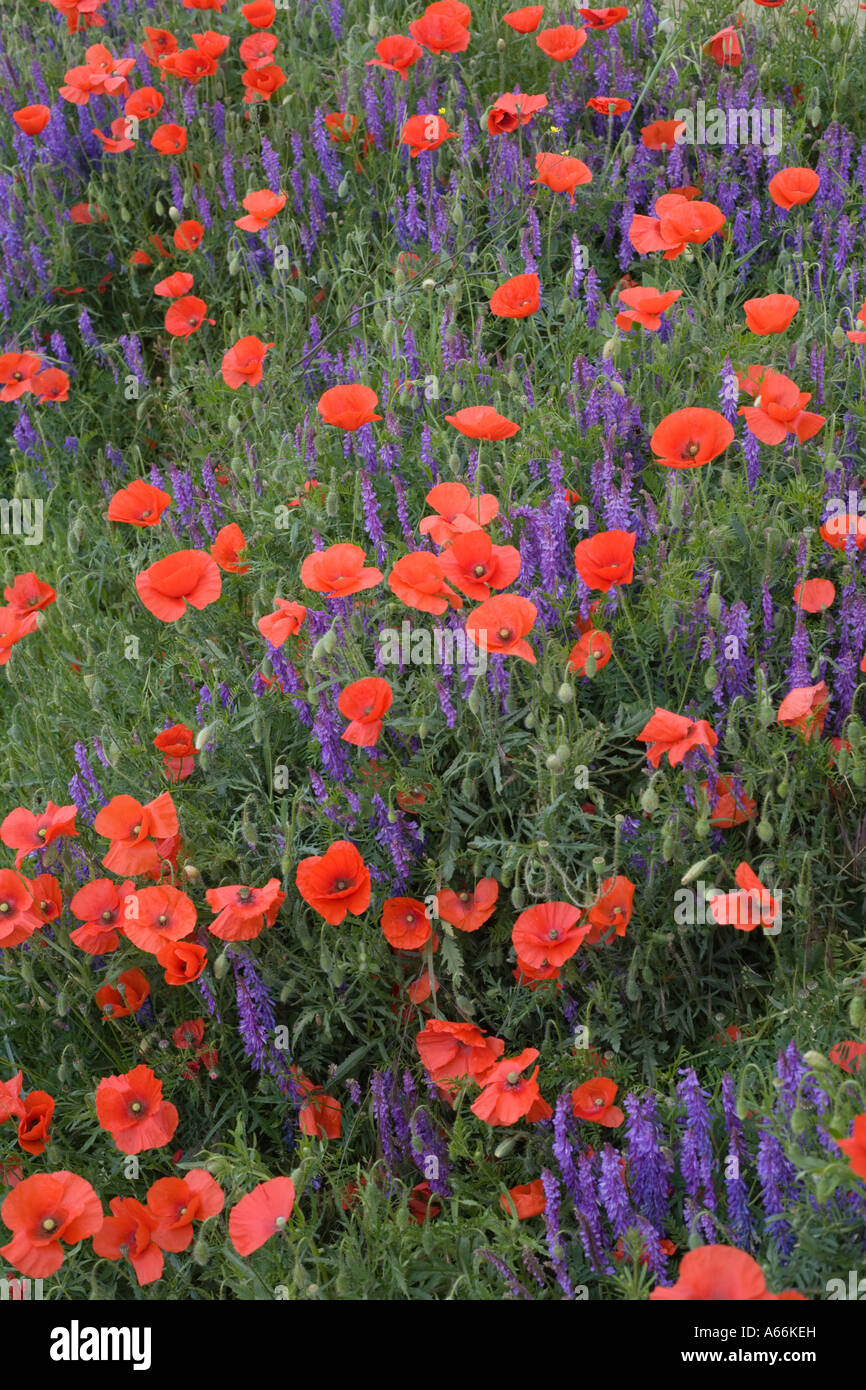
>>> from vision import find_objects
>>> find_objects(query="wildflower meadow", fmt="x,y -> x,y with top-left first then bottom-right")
2,0 -> 866,1338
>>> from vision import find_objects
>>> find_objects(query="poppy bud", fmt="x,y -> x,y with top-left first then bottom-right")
681,856 -> 715,886
422,278 -> 436,292
461,776 -> 476,799
776,779 -> 788,799
830,325 -> 848,350
790,1108 -> 809,1136
119,206 -> 131,223
703,666 -> 717,691
418,717 -> 428,739
640,783 -> 659,814
849,722 -> 863,750
610,380 -> 625,396
621,141 -> 634,164
321,627 -> 337,654
523,712 -> 535,729
468,683 -> 483,715
555,742 -> 570,762
853,763 -> 866,788
168,205 -> 181,224
337,177 -> 349,198
850,995 -> 865,1029
802,1050 -> 830,1072
511,885 -> 525,909
724,724 -> 741,755
557,682 -> 574,703
195,722 -> 217,751
756,818 -> 774,844
183,863 -> 202,884
192,1236 -> 210,1267
214,951 -> 229,980
451,382 -> 463,404
497,36 -> 506,50
706,591 -> 722,621
583,652 -> 597,678
56,989 -> 68,1017
311,636 -> 330,664
662,835 -> 676,861
694,817 -> 710,839
545,753 -> 563,773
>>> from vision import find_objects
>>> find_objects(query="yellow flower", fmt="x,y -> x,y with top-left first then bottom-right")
438,107 -> 447,115
550,125 -> 560,133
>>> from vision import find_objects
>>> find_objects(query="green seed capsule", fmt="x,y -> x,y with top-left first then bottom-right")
706,592 -> 722,621
557,682 -> 574,703
756,819 -> 774,844
850,995 -> 865,1028
694,817 -> 710,839
214,952 -> 229,980
510,885 -> 525,910
640,784 -> 659,814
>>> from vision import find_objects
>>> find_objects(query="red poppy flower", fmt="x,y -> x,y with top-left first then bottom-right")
0,1171 -> 102,1278
416,1019 -> 504,1084
91,115 -> 137,152
743,293 -> 799,335
150,123 -> 187,154
0,801 -> 77,870
93,791 -> 178,877
69,878 -> 133,954
471,1048 -> 551,1126
16,1091 -> 54,1157
13,106 -> 51,136
419,481 -> 499,544
536,23 -> 586,59
579,6 -> 628,26
136,549 -> 222,622
317,383 -> 381,430
487,91 -> 548,133
585,874 -> 635,944
301,543 -> 383,597
241,63 -> 286,102
234,190 -> 286,233
575,530 -> 636,593
820,512 -> 866,550
324,112 -> 357,143
95,1065 -> 179,1155
709,863 -> 780,932
0,352 -> 42,401
641,119 -> 687,152
157,939 -> 208,986
532,151 -> 593,203
27,873 -> 62,925
587,95 -> 631,116
164,295 -> 213,338
650,1245 -> 806,1301
143,28 -> 178,62
220,335 -> 274,390
388,552 -> 462,614
504,6 -> 544,32
399,114 -> 458,157
435,878 -> 499,931
257,598 -> 306,647
637,708 -> 718,767
704,776 -> 756,828
2,573 -> 53,619
107,479 -> 171,527
829,1042 -> 866,1076
93,1197 -> 162,1286
366,34 -> 423,78
777,681 -> 829,741
125,87 -> 163,120
298,1088 -> 342,1140
568,629 -> 612,676
465,594 -> 537,662
381,897 -> 432,950
205,878 -> 285,941
0,605 -> 35,666
229,1177 -> 295,1256
239,31 -> 278,68
629,192 -> 725,258
209,523 -> 248,575
651,407 -> 735,468
738,371 -> 824,445
703,26 -> 741,65
488,272 -> 540,318
437,530 -> 521,600
572,1076 -> 624,1126
512,901 -> 591,968
408,11 -> 471,52
445,405 -> 520,439
31,368 -> 70,403
172,1020 -> 205,1051
153,724 -> 197,782
296,841 -> 371,925
96,968 -> 150,1021
794,578 -> 834,613
242,0 -> 275,24
426,0 -> 472,23
768,167 -> 819,210
616,285 -> 681,331
337,676 -> 393,746
500,1180 -> 547,1218
123,884 -> 197,955
146,1170 -> 224,1252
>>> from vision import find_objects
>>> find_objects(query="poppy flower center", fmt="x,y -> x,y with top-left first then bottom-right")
157,914 -> 168,926
505,1072 -> 520,1085
684,440 -> 700,457
548,929 -> 559,940
37,827 -> 47,839
497,627 -> 513,642
594,1096 -> 605,1107
0,901 -> 10,913
132,823 -> 141,835
40,900 -> 48,913
40,1216 -> 58,1235
333,879 -> 348,891
130,1101 -> 144,1114
101,909 -> 114,922
12,372 -> 22,381
237,887 -> 251,902
459,891 -> 469,902
472,564 -> 486,577
405,913 -> 415,924
142,509 -> 152,519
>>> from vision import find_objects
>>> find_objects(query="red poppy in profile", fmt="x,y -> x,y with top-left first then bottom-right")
173,1019 -> 205,1050
13,106 -> 51,136
123,884 -> 197,955
503,6 -> 544,32
435,878 -> 499,932
572,1076 -> 624,1126
108,479 -> 171,527
27,874 -> 62,925
150,123 -> 187,154
579,6 -> 628,26
161,46 -> 219,82
210,523 -> 249,575
125,87 -> 164,119
637,708 -> 718,767
641,119 -> 686,151
69,878 -> 134,953
0,1071 -> 24,1123
651,408 -> 735,468
574,529 -> 636,591
4,572 -> 55,618
709,863 -> 780,932
242,0 -> 275,24
220,336 -> 274,390
471,1048 -> 551,1126
569,629 -> 612,676
501,1180 -> 547,1219
536,24 -> 586,59
743,293 -> 799,334
777,681 -> 829,741
587,95 -> 631,115
32,368 -> 70,403
408,11 -> 471,52
0,802 -> 77,869
96,968 -> 150,1021
0,606 -> 35,666
829,1042 -> 866,1076
229,1177 -> 295,1256
93,1197 -> 162,1286
241,63 -> 286,102
95,1065 -> 179,1155
173,220 -> 204,252
837,1113 -> 866,1179
301,543 -> 383,597
416,1019 -> 504,1083
381,897 -> 432,950
399,114 -> 458,157
512,901 -> 591,968
0,352 -> 42,401
146,1169 -> 224,1252
164,295 -> 213,338
820,512 -> 866,550
419,482 -> 499,544
616,285 -> 681,332
324,112 -> 357,143
151,272 -> 193,302
16,1092 -> 54,1157
337,676 -> 393,746
794,578 -> 834,613
426,0 -> 472,24
705,777 -> 756,828
650,1245 -> 806,1301
768,167 -> 819,210
296,841 -> 371,925
234,190 -> 285,233
153,723 -> 197,782
703,26 -> 741,65
532,151 -> 593,203
738,371 -> 824,445
489,273 -> 540,318
487,92 -> 548,133
629,193 -> 725,258
317,383 -> 381,430
257,598 -> 307,647
136,549 -> 222,622
465,594 -> 537,663
205,878 -> 285,941
585,874 -> 635,944
445,405 -> 520,439
239,31 -> 278,68
388,552 -> 462,614
157,939 -> 208,986
93,791 -> 178,877
366,34 -> 423,78
0,1171 -> 103,1278
143,28 -> 178,62
437,530 -> 521,600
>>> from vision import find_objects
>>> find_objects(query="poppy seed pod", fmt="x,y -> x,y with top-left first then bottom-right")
557,682 -> 574,702
851,996 -> 865,1029
802,1050 -> 831,1072
640,782 -> 659,813
706,591 -> 722,621
756,819 -> 774,844
214,951 -> 229,980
